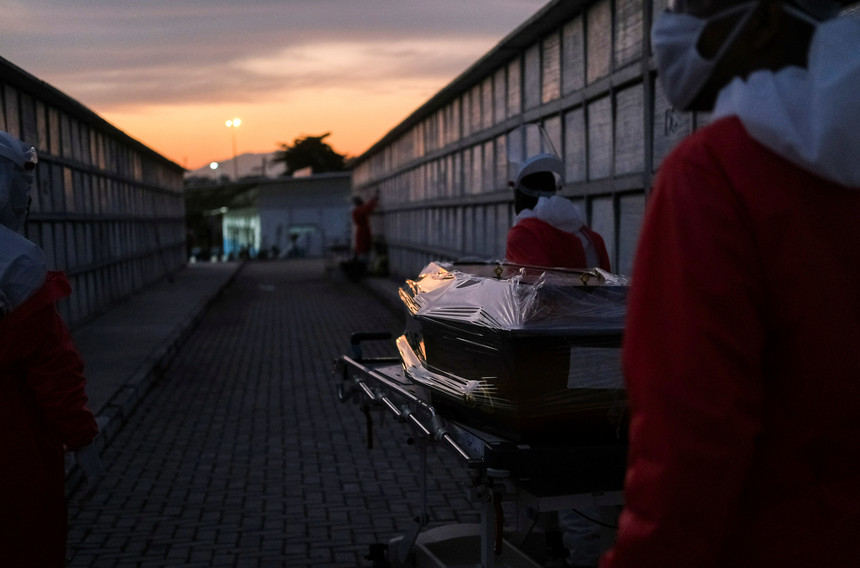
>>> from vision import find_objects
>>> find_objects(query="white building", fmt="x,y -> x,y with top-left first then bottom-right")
187,172 -> 352,260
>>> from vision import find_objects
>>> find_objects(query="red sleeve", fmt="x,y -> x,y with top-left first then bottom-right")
602,131 -> 765,567
25,304 -> 98,450
352,196 -> 379,222
506,223 -> 555,267
4,274 -> 98,450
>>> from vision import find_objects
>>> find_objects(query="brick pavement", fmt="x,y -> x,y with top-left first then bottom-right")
66,259 -> 480,568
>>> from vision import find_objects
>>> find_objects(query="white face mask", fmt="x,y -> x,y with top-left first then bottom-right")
652,2 -> 758,111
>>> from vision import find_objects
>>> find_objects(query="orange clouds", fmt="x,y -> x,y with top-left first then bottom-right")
99,38 -> 496,169
1,1 -> 548,169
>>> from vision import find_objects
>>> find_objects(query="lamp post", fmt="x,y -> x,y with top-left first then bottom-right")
226,118 -> 241,180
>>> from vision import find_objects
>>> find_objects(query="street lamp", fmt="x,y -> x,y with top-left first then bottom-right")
226,118 -> 242,179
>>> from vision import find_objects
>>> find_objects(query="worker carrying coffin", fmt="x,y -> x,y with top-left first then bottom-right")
603,2 -> 860,567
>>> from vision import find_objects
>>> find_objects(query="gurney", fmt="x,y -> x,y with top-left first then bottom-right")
337,333 -> 626,568
336,263 -> 629,567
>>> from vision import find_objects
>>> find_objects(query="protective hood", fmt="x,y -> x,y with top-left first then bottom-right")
713,14 -> 860,188
514,195 -> 587,234
0,131 -> 36,231
513,153 -> 564,196
507,123 -> 565,197
0,224 -> 46,316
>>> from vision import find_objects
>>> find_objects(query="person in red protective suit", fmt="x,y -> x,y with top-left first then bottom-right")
506,170 -> 611,271
505,131 -> 612,568
0,131 -> 102,567
602,2 -> 860,567
351,191 -> 379,261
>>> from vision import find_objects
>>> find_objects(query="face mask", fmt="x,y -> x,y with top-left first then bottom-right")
652,1 -> 758,111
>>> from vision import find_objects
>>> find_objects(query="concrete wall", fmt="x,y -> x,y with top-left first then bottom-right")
351,0 -> 711,281
0,56 -> 186,328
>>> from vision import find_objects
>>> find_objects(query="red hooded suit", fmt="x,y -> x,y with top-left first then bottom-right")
0,190 -> 98,564
506,194 -> 611,271
603,15 -> 860,567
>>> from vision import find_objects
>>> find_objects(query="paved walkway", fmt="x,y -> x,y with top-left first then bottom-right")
66,259 -> 479,568
71,261 -> 242,443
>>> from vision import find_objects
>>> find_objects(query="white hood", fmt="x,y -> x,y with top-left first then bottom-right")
515,194 -> 587,234
0,131 -> 35,232
713,15 -> 860,188
0,224 -> 46,315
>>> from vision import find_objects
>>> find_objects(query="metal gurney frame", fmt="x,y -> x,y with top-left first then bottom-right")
336,332 -> 626,568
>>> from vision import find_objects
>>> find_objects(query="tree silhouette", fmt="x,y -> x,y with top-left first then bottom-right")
272,133 -> 346,176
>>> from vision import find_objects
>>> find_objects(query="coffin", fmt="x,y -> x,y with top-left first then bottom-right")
396,262 -> 629,443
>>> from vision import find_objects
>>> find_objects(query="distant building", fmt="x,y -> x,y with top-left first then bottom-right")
185,173 -> 351,261
351,0 -> 713,280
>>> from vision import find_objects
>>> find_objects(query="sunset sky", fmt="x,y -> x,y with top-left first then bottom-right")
0,0 -> 548,170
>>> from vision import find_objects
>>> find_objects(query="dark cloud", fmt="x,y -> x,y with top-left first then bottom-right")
0,0 -> 547,108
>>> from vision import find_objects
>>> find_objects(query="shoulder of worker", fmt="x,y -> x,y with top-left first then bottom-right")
672,115 -> 751,158
659,116 -> 770,188
509,214 -> 551,235
514,195 -> 587,235
0,224 -> 48,316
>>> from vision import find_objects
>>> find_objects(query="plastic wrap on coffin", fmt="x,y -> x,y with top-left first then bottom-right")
397,262 -> 629,443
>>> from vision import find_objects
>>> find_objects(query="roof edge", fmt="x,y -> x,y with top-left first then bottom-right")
351,0 -> 589,168
0,56 -> 185,172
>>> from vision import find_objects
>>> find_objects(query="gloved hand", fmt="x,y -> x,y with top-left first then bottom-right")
74,442 -> 105,503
